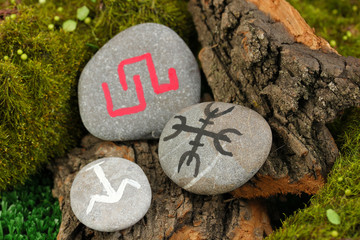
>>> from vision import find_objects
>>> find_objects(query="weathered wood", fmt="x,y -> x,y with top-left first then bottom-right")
50,135 -> 272,240
188,0 -> 360,198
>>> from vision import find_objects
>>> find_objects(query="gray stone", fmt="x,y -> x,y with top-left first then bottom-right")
70,157 -> 152,232
158,102 -> 272,195
78,23 -> 201,141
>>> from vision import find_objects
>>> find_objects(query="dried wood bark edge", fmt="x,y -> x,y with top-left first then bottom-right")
247,0 -> 337,53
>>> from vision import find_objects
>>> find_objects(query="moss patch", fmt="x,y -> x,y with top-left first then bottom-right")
0,2 -> 93,191
267,109 -> 360,239
289,0 -> 360,58
92,0 -> 194,46
0,0 -> 193,191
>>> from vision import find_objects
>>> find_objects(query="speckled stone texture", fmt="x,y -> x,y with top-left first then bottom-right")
78,23 -> 201,141
159,102 -> 272,195
70,157 -> 152,232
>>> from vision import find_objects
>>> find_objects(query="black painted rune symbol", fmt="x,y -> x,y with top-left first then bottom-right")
163,103 -> 242,177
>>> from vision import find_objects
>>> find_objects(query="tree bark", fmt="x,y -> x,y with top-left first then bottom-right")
50,135 -> 272,240
188,0 -> 360,198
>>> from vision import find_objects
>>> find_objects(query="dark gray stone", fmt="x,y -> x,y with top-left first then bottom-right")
159,102 -> 272,195
78,23 -> 201,141
70,157 -> 152,232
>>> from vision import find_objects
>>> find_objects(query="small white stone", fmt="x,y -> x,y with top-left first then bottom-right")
159,102 -> 272,195
70,157 -> 152,232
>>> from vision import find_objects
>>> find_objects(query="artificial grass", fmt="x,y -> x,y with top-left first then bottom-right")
0,170 -> 61,240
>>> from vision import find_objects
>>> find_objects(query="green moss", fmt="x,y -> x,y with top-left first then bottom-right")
268,109 -> 360,239
92,0 -> 194,46
0,3 -> 93,191
0,0 -> 193,191
288,0 -> 360,58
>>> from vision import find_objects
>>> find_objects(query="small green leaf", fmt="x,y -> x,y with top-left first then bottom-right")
77,6 -> 90,21
62,20 -> 77,32
326,209 -> 341,225
85,43 -> 99,49
91,0 -> 96,2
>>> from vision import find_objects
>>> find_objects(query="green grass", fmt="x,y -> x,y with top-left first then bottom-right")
268,0 -> 360,238
0,170 -> 61,240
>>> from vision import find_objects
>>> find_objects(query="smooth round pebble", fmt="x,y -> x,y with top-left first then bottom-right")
159,102 -> 272,195
70,157 -> 152,232
78,23 -> 201,141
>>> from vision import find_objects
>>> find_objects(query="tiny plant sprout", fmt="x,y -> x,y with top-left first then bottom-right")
77,6 -> 90,21
84,17 -> 91,24
10,14 -> 17,20
17,49 -> 23,55
337,177 -> 343,182
3,56 -> 9,61
331,230 -> 339,238
38,0 -> 46,4
345,189 -> 352,196
48,24 -> 54,30
57,7 -> 64,12
54,16 -> 60,21
62,20 -> 77,32
330,40 -> 337,47
326,209 -> 341,225
20,53 -> 28,60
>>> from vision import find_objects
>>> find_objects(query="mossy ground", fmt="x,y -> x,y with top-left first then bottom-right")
268,0 -> 360,239
0,0 -> 193,192
0,0 -> 95,191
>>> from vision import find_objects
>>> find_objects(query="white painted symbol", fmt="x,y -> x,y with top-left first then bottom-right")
85,161 -> 141,214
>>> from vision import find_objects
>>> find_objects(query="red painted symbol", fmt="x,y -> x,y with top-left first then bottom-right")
102,53 -> 179,117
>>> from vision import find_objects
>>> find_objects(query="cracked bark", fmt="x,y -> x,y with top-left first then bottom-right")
50,135 -> 272,239
189,0 -> 360,198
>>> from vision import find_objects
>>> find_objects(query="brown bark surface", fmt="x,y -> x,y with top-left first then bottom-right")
50,135 -> 272,240
189,0 -> 360,198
